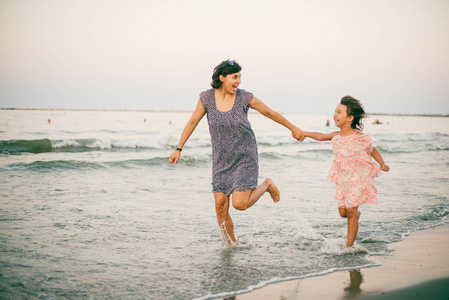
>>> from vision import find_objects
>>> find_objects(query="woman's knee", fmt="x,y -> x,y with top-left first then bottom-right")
232,200 -> 247,211
214,194 -> 230,217
338,207 -> 347,218
231,191 -> 251,211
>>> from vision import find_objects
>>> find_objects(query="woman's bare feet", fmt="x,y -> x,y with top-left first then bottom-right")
265,178 -> 280,203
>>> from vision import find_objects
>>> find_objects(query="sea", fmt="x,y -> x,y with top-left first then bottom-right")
1,109 -> 448,299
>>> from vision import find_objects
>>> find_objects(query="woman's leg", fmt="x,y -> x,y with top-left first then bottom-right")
214,192 -> 237,246
231,178 -> 280,211
345,207 -> 359,247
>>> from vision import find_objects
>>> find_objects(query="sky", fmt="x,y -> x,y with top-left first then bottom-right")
1,0 -> 448,115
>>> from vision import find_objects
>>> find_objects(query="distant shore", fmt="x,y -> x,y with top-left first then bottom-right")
0,107 -> 193,113
2,107 -> 448,117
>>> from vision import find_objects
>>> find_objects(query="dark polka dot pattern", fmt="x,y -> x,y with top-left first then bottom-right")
200,88 -> 258,195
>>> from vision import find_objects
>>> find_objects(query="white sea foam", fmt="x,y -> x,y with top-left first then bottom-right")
319,238 -> 368,254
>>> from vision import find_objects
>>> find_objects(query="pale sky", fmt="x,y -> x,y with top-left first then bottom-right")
1,0 -> 448,114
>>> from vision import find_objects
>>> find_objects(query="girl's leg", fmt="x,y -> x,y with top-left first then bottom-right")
338,207 -> 347,218
345,207 -> 359,247
231,178 -> 280,211
214,192 -> 237,246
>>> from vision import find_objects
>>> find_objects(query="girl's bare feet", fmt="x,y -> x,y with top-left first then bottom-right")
265,178 -> 280,203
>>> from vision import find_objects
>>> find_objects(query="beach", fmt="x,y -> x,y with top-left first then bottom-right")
230,222 -> 449,300
1,110 -> 448,299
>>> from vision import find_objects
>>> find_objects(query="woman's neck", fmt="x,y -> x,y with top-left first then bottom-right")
216,87 -> 235,101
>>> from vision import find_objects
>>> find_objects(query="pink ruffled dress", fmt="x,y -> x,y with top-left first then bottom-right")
328,131 -> 381,208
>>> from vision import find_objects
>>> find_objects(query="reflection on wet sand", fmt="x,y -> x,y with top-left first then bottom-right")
343,269 -> 364,299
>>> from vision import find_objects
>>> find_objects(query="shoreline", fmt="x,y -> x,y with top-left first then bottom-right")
223,221 -> 449,300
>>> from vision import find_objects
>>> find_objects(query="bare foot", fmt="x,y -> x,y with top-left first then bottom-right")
265,178 -> 280,203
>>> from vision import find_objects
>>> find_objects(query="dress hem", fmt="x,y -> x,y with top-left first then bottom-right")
212,185 -> 257,196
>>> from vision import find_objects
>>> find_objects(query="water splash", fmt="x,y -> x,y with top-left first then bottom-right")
281,193 -> 324,241
320,238 -> 368,254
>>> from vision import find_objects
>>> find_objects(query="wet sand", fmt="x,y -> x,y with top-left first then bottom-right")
228,222 -> 449,300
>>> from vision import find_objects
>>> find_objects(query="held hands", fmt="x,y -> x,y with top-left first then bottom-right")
292,127 -> 306,142
169,150 -> 181,164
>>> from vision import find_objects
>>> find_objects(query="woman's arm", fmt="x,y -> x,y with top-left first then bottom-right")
169,100 -> 206,164
371,147 -> 390,172
248,96 -> 304,141
304,131 -> 339,141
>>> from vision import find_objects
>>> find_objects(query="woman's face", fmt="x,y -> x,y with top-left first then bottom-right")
220,72 -> 241,94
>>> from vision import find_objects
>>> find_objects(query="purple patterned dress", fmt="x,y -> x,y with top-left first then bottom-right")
200,88 -> 258,195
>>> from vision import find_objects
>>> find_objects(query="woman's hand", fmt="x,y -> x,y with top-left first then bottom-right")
292,126 -> 305,142
380,164 -> 390,172
169,150 -> 181,164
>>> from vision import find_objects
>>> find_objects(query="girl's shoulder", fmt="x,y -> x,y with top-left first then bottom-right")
355,131 -> 372,138
354,132 -> 373,149
336,131 -> 373,144
330,131 -> 341,139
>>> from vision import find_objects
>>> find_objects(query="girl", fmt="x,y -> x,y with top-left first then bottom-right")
169,60 -> 304,247
304,96 -> 389,247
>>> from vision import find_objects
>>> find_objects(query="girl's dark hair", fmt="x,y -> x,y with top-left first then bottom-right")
211,60 -> 242,89
340,95 -> 365,130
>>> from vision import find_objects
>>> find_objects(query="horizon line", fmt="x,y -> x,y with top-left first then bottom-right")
1,107 -> 448,117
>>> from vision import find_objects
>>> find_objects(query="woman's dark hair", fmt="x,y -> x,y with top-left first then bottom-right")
211,60 -> 242,89
340,95 -> 365,130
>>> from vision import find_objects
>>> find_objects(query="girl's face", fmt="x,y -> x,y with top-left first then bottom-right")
334,104 -> 354,129
219,72 -> 241,94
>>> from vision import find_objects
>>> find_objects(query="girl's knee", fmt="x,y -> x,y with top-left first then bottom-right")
338,207 -> 347,218
346,207 -> 358,219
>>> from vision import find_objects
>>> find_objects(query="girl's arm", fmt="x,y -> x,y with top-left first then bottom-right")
371,147 -> 390,172
304,131 -> 339,141
169,100 -> 206,164
249,96 -> 304,141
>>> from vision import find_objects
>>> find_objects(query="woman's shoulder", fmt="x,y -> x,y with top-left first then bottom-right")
237,89 -> 254,107
237,89 -> 253,97
200,88 -> 214,97
199,89 -> 214,107
236,88 -> 251,94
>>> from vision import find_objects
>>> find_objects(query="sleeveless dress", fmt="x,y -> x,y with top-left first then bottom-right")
199,88 -> 258,195
328,131 -> 381,208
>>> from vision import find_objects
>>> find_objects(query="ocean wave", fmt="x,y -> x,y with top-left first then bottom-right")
257,136 -> 296,146
0,139 -> 53,154
373,132 -> 448,142
1,131 -> 448,155
377,144 -> 449,153
0,137 -> 177,154
7,155 -> 212,171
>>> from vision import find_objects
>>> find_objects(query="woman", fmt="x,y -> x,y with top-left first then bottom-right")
169,60 -> 304,246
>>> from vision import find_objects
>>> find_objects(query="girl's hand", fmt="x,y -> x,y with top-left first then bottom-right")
380,164 -> 390,172
292,127 -> 305,142
169,150 -> 181,164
